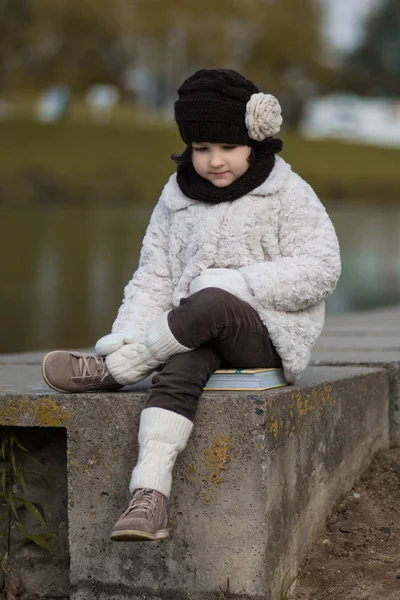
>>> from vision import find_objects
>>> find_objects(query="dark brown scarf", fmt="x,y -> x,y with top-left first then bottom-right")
176,138 -> 283,203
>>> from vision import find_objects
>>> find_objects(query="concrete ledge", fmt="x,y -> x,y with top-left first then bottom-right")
311,307 -> 400,446
0,357 -> 390,599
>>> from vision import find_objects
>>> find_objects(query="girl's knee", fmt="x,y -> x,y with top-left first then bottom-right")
187,286 -> 238,308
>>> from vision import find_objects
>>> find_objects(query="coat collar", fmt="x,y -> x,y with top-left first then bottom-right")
162,156 -> 292,211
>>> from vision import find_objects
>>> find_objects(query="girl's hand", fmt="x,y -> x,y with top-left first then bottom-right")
95,332 -> 135,356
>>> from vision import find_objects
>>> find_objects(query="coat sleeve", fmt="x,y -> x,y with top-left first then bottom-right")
239,175 -> 341,312
111,199 -> 174,338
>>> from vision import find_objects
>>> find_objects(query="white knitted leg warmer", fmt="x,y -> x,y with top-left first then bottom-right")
129,407 -> 193,498
106,312 -> 192,386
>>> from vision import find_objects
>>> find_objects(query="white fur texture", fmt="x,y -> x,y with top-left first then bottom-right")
189,268 -> 253,303
245,93 -> 282,140
110,157 -> 341,383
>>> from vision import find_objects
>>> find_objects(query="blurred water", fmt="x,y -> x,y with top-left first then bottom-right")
1,203 -> 400,354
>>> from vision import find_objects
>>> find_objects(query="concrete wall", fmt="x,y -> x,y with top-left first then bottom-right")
264,367 -> 389,594
0,358 -> 390,599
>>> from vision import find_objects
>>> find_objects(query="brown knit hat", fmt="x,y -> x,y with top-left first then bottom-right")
174,69 -> 282,146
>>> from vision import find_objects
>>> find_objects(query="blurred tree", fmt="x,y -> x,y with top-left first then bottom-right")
244,0 -> 335,126
129,0 -> 335,124
343,0 -> 400,96
0,0 -> 135,91
0,0 -> 335,125
0,0 -> 35,88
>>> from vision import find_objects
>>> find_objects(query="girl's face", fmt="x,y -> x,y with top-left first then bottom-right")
191,142 -> 251,187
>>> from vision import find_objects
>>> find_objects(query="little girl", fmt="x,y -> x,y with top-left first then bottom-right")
42,69 -> 341,542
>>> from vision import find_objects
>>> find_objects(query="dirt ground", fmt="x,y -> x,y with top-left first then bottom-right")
294,447 -> 400,600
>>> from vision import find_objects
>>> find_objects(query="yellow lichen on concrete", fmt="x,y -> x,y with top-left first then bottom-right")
83,457 -> 97,475
270,420 -> 279,438
0,396 -> 71,427
186,434 -> 235,501
291,384 -> 335,418
268,385 -> 337,443
31,397 -> 71,426
187,463 -> 197,476
0,404 -> 19,425
203,433 -> 234,489
200,490 -> 211,504
187,462 -> 197,482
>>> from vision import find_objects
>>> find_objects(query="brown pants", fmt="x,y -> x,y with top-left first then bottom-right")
144,288 -> 282,421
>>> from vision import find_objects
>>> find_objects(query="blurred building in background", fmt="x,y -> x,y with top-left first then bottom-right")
304,0 -> 400,147
302,94 -> 400,147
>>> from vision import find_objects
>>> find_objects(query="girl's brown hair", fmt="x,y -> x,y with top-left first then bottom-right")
171,144 -> 192,167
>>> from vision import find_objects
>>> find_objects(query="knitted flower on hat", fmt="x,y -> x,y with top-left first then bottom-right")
245,93 -> 282,141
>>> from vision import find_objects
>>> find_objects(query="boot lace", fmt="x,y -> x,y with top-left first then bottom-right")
125,489 -> 159,518
72,354 -> 110,383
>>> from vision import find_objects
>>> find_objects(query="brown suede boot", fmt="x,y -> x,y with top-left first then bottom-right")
110,489 -> 169,542
42,351 -> 122,393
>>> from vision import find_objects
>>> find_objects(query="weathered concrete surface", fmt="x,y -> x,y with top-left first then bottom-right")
0,355 -> 390,600
311,306 -> 400,446
0,352 -> 44,365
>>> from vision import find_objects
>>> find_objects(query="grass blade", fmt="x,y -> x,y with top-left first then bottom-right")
10,448 -> 17,475
23,472 -> 48,486
25,454 -> 41,467
13,437 -> 30,455
15,468 -> 28,497
7,488 -> 18,520
0,436 -> 7,462
1,464 -> 7,496
42,533 -> 55,540
15,496 -> 45,526
1,551 -> 9,574
23,532 -> 52,553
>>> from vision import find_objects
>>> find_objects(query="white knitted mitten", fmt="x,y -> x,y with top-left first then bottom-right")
105,313 -> 191,385
95,332 -> 135,356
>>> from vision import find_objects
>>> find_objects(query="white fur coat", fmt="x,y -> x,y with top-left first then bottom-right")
111,157 -> 341,383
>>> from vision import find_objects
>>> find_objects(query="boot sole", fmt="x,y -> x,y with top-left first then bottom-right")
110,529 -> 169,542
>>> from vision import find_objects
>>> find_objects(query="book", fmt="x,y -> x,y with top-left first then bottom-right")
204,368 -> 288,391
